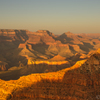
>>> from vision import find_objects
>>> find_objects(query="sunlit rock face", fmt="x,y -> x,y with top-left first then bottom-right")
0,29 -> 29,43
27,30 -> 56,45
0,29 -> 100,71
27,59 -> 69,65
0,29 -> 100,99
5,51 -> 100,100
0,56 -> 85,100
0,51 -> 99,100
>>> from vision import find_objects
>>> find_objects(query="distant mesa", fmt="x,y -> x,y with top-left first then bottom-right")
36,30 -> 49,33
64,31 -> 73,35
30,30 -> 55,37
35,30 -> 50,36
60,31 -> 74,37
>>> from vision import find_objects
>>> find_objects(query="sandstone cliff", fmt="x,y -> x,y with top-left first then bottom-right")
0,29 -> 29,70
0,29 -> 100,72
8,50 -> 100,100
0,57 -> 85,100
0,48 -> 100,99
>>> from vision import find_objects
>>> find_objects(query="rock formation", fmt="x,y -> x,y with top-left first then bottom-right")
0,48 -> 100,99
1,29 -> 100,100
0,29 -> 100,71
6,49 -> 100,100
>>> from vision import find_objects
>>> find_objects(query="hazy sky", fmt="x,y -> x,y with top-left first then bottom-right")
0,0 -> 100,34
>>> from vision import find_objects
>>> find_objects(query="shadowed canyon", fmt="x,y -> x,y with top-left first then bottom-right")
0,29 -> 100,100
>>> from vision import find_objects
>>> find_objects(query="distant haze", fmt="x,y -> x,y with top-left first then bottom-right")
0,0 -> 100,34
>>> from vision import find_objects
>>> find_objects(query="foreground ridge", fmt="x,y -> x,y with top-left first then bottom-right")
0,59 -> 86,100
7,50 -> 100,99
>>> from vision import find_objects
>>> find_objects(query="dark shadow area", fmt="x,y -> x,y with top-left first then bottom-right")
14,30 -> 29,42
93,42 -> 96,45
7,61 -> 100,100
78,44 -> 89,52
67,55 -> 84,62
56,34 -> 74,44
47,31 -> 60,42
59,33 -> 73,41
25,41 -> 50,59
0,30 -> 29,71
83,42 -> 94,49
0,63 -> 70,81
78,42 -> 94,52
69,45 -> 76,54
77,35 -> 83,38
32,42 -> 49,54
0,35 -> 12,41
0,42 -> 28,68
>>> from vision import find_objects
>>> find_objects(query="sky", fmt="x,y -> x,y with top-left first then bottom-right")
0,0 -> 100,34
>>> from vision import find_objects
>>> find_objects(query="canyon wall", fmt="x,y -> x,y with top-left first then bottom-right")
8,52 -> 100,100
0,29 -> 100,71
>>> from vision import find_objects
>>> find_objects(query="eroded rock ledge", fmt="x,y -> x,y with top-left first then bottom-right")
0,60 -> 85,100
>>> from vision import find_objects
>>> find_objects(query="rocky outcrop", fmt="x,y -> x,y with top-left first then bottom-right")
0,29 -> 29,69
18,30 -> 100,65
27,30 -> 56,45
0,29 -> 29,42
0,48 -> 100,99
58,31 -> 83,44
0,57 -> 85,100
0,29 -> 100,72
6,49 -> 100,100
